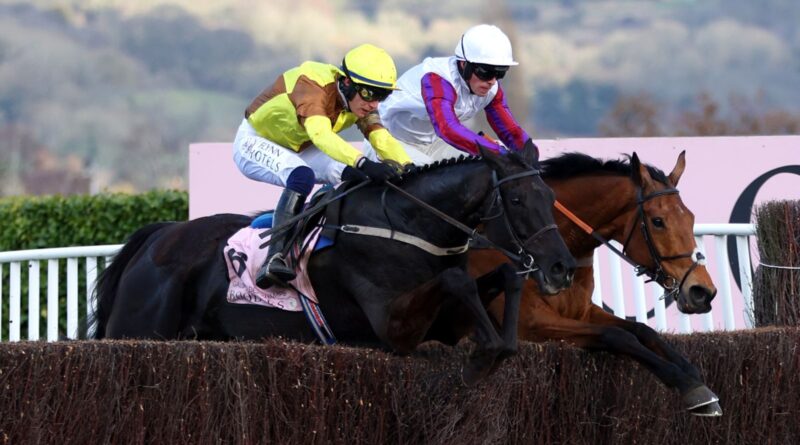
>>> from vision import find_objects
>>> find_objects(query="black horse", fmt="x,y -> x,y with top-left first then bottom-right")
91,142 -> 575,384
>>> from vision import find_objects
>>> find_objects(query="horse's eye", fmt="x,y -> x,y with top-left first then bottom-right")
651,217 -> 665,228
510,197 -> 522,206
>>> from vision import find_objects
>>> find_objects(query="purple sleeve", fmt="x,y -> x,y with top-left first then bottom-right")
421,72 -> 505,155
484,84 -> 530,151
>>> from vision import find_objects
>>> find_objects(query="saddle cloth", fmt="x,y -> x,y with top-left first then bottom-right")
223,224 -> 324,311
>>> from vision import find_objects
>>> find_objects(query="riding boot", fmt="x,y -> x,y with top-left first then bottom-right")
255,188 -> 307,289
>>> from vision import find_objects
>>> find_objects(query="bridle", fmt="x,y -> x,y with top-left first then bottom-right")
385,166 -> 557,277
556,185 -> 705,300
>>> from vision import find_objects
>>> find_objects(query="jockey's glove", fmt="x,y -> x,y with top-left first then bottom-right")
356,157 -> 400,183
340,166 -> 367,182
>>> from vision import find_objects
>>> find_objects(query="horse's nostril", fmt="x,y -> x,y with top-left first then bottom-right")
689,285 -> 714,304
551,262 -> 565,278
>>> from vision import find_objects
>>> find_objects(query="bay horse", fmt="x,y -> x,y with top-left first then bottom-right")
91,142 -> 576,385
464,151 -> 723,415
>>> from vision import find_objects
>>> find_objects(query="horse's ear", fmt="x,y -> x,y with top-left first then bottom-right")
668,150 -> 686,186
630,152 -> 654,189
479,143 -> 513,174
521,138 -> 540,165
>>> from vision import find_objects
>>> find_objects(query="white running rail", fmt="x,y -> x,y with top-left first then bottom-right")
0,244 -> 121,341
0,223 -> 758,341
591,223 -> 756,333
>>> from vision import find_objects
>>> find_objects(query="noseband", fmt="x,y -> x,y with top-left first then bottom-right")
619,187 -> 705,300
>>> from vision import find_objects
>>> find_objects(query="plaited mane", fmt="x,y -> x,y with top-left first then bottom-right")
398,154 -> 483,182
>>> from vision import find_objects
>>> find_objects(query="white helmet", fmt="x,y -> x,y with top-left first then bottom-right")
454,24 -> 518,66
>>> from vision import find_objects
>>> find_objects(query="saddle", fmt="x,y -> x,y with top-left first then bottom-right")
249,184 -> 346,269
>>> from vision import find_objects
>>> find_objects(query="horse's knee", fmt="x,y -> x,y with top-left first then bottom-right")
628,321 -> 659,341
440,268 -> 477,296
596,325 -> 637,348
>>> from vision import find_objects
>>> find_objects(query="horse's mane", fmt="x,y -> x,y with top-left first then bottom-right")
541,152 -> 669,185
398,154 -> 483,182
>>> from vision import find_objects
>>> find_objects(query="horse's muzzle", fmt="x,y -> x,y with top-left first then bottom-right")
676,285 -> 716,314
534,259 -> 575,295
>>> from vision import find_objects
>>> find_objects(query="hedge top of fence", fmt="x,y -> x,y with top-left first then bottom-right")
1,327 -> 799,445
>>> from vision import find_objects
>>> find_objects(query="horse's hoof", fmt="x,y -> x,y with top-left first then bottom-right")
460,358 -> 496,387
682,385 -> 719,411
689,401 -> 723,417
460,365 -> 484,387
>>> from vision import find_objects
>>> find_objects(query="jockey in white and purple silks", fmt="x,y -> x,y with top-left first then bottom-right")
361,24 -> 531,164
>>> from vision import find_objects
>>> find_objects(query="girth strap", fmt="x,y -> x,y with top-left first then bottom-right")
330,224 -> 470,256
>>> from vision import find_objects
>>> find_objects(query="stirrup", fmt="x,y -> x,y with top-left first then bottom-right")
255,254 -> 296,289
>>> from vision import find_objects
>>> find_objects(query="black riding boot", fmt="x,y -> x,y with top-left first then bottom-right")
255,188 -> 306,289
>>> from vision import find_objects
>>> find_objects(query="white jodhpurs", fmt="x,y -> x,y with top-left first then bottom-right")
233,119 -> 351,187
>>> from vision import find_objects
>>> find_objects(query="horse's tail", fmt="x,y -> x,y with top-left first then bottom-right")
89,222 -> 174,339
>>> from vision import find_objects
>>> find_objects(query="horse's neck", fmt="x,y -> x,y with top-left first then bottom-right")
551,175 -> 637,257
400,163 -> 493,239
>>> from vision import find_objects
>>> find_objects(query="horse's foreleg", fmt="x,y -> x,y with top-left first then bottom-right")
475,263 -> 522,358
379,274 -> 450,353
584,306 -> 720,414
426,264 -> 510,345
528,311 -> 719,413
439,268 -> 510,386
585,305 -> 703,381
525,313 -> 701,393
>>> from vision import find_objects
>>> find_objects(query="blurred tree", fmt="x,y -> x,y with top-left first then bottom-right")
119,5 -> 254,91
0,123 -> 90,196
675,93 -> 730,136
535,80 -> 619,136
598,92 -> 663,137
600,91 -> 800,136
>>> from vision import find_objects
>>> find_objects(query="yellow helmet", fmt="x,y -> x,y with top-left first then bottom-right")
341,44 -> 399,90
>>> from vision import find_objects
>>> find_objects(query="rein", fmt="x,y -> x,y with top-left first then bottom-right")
554,186 -> 704,299
385,168 -> 556,275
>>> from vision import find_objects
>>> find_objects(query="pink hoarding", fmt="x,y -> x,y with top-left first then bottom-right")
190,136 -> 800,223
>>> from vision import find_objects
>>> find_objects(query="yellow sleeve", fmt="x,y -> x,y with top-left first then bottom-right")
368,128 -> 412,165
304,115 -> 364,167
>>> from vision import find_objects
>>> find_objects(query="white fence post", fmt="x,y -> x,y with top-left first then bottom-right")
67,258 -> 78,340
47,259 -> 59,341
28,261 -> 40,341
736,236 -> 755,328
10,262 -> 21,341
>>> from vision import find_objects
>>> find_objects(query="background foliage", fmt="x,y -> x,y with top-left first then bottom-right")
0,190 -> 187,250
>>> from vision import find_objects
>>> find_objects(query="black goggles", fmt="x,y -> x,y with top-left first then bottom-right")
354,84 -> 393,102
471,63 -> 509,81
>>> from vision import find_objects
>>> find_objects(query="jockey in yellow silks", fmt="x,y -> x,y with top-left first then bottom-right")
233,44 -> 411,288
